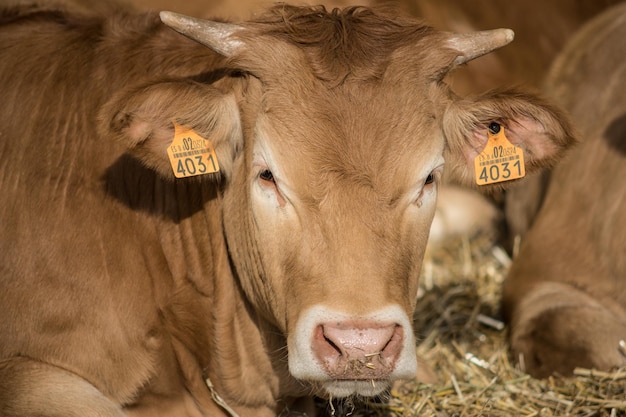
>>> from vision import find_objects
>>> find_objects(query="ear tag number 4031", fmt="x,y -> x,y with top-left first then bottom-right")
167,122 -> 220,178
474,122 -> 525,186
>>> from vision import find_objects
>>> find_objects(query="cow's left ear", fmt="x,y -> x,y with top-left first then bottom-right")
442,89 -> 578,189
99,79 -> 242,179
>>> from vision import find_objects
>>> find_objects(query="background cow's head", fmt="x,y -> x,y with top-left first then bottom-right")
101,5 -> 575,398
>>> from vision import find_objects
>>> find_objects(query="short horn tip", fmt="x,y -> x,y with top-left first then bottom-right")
159,10 -> 176,25
503,28 -> 515,43
156,11 -> 244,57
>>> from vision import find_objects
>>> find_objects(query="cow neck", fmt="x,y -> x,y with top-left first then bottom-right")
156,185 -> 305,414
205,243 -> 311,415
204,266 -> 283,414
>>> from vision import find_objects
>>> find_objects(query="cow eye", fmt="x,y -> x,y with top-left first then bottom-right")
259,169 -> 275,183
424,172 -> 435,185
257,168 -> 286,207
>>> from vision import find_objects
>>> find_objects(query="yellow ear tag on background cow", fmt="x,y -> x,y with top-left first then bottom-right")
167,122 -> 220,178
474,122 -> 525,185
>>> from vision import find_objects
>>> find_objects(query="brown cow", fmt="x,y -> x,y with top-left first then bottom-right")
503,2 -> 626,378
0,3 -> 575,416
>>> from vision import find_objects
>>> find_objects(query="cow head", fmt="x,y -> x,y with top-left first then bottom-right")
101,5 -> 575,398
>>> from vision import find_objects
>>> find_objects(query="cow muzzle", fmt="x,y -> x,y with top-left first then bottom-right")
288,305 -> 417,397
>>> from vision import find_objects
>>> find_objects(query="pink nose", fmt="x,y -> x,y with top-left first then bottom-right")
312,320 -> 404,379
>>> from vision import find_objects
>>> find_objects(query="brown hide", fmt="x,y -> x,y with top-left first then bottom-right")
503,2 -> 626,378
0,3 -> 575,416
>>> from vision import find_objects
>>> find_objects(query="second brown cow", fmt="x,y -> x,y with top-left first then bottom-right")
504,2 -> 626,378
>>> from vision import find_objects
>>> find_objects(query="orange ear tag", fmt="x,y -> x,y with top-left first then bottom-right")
474,123 -> 525,185
167,122 -> 220,178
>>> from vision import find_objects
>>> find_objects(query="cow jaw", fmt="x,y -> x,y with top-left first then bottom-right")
288,305 -> 417,397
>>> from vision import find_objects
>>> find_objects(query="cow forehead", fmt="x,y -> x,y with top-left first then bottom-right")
257,81 -> 444,157
253,80 -> 446,205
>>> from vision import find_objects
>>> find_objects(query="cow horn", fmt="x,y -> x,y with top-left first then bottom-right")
159,11 -> 244,57
448,28 -> 514,66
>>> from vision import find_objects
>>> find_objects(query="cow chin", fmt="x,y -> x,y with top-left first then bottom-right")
288,305 -> 418,398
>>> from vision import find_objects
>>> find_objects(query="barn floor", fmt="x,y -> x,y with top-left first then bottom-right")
316,231 -> 626,417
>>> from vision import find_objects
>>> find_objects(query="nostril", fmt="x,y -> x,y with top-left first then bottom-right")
313,324 -> 343,360
323,333 -> 342,355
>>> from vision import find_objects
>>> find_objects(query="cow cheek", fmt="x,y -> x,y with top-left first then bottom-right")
220,171 -> 286,325
245,190 -> 301,326
404,198 -> 438,307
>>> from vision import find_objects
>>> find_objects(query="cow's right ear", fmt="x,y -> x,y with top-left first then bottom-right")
99,80 -> 242,179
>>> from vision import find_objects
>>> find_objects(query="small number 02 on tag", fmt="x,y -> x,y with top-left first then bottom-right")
474,123 -> 525,186
167,122 -> 220,178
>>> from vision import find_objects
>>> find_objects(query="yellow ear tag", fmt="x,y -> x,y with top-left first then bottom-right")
474,123 -> 525,185
167,122 -> 220,178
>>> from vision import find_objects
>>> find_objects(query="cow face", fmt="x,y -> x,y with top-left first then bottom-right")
103,5 -> 576,399
229,74 -> 445,396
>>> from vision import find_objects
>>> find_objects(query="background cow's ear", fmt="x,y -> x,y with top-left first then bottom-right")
99,80 -> 242,179
442,89 -> 578,189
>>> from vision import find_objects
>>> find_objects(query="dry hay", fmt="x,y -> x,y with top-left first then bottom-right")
316,232 -> 626,417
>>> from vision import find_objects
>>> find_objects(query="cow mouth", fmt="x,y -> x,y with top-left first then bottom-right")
317,379 -> 391,398
314,351 -> 397,397
322,351 -> 395,380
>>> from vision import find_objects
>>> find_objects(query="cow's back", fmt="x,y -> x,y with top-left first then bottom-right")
505,2 -> 626,306
541,21 -> 626,284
